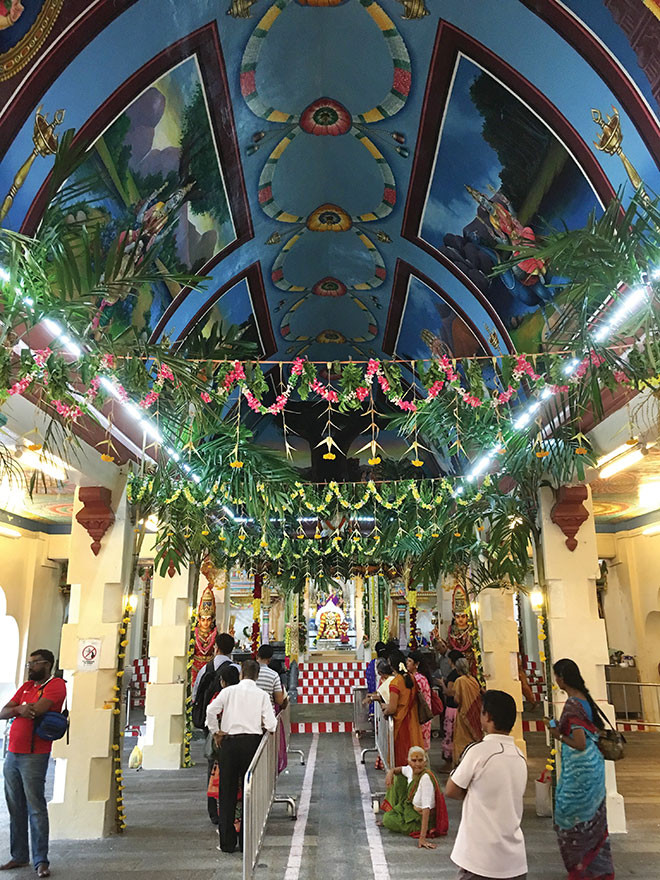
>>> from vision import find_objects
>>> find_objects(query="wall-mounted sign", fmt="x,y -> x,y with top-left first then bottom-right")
77,638 -> 101,672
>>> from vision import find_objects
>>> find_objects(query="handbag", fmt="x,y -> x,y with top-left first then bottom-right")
34,710 -> 68,742
595,705 -> 626,761
535,776 -> 553,817
430,690 -> 444,717
417,690 -> 433,724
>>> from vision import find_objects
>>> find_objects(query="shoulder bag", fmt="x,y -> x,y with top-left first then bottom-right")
595,704 -> 626,761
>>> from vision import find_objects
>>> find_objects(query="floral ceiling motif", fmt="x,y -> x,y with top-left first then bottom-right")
241,0 -> 412,355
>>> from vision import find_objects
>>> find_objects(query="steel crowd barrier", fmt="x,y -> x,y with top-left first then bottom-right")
374,701 -> 394,770
281,699 -> 305,765
242,702 -> 302,880
353,685 -> 372,735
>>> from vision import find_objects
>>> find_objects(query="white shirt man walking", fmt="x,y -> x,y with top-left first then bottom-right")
206,659 -> 277,853
446,689 -> 528,880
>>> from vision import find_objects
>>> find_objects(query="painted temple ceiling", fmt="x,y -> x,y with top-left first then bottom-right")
1,0 -> 659,522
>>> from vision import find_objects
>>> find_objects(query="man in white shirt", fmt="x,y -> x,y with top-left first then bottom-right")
446,690 -> 528,880
256,644 -> 285,707
206,659 -> 277,853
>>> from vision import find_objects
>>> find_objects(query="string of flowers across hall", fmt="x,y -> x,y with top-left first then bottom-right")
1,344 -> 637,423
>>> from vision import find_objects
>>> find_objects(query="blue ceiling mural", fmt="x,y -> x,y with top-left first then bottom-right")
0,0 -> 659,366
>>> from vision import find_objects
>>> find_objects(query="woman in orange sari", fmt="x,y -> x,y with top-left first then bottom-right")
384,649 -> 424,765
452,657 -> 483,765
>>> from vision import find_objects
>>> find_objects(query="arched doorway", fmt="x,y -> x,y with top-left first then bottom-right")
0,584 -> 20,726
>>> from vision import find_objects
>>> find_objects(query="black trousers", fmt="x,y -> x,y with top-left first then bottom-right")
207,758 -> 218,822
217,734 -> 262,853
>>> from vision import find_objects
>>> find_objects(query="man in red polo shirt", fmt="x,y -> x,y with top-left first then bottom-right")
0,649 -> 66,878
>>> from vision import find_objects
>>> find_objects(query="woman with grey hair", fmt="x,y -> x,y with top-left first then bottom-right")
452,657 -> 483,765
381,746 -> 448,846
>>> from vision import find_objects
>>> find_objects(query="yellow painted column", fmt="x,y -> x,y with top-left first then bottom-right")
142,564 -> 195,770
50,480 -> 133,840
538,486 -> 626,833
478,588 -> 525,753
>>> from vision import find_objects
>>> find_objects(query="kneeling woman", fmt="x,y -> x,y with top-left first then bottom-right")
381,747 -> 449,848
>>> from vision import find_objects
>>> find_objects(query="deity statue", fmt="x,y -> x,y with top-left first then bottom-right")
315,596 -> 349,642
193,559 -> 219,678
447,585 -> 478,677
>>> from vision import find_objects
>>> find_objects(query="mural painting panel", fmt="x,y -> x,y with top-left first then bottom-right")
395,275 -> 488,362
52,56 -> 237,339
420,57 -> 601,353
181,277 -> 266,359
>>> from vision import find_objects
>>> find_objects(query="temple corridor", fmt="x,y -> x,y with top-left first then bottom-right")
2,732 -> 658,880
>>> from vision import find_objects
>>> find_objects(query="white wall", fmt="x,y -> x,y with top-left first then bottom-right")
597,526 -> 660,721
0,529 -> 64,687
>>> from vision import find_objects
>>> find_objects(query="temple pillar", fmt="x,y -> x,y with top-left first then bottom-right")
142,564 -> 195,770
397,601 -> 407,649
478,588 -> 525,753
50,481 -> 133,840
354,574 -> 364,648
261,584 -> 270,645
538,486 -> 626,833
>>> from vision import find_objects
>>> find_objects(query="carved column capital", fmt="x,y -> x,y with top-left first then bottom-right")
75,486 -> 115,556
550,485 -> 589,552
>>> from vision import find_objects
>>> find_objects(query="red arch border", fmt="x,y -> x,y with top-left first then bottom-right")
520,0 -> 660,167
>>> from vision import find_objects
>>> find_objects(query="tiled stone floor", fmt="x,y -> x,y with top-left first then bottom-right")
0,731 -> 658,879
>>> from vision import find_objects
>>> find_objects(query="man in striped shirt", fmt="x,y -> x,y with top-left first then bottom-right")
256,645 -> 286,707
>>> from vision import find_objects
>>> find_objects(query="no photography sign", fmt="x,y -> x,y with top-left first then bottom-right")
77,638 -> 102,671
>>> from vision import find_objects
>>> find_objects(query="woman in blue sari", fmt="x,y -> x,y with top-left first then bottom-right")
548,659 -> 614,880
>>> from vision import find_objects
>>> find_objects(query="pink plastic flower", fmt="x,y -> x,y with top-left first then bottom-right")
157,363 -> 175,383
33,348 -> 51,367
427,380 -> 444,398
8,376 -> 32,396
355,386 -> 369,401
139,390 -> 160,409
292,357 -> 306,376
200,391 -> 212,403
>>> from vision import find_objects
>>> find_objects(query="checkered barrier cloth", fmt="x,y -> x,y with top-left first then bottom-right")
130,658 -> 149,708
296,661 -> 368,706
290,721 -> 354,734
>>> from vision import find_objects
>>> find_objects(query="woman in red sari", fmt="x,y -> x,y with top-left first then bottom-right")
406,651 -> 433,751
384,649 -> 424,765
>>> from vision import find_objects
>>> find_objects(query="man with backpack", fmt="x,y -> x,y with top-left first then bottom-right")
0,648 -> 66,878
191,633 -> 240,825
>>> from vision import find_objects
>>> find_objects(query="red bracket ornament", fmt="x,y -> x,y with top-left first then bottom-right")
75,486 -> 115,556
550,485 -> 588,552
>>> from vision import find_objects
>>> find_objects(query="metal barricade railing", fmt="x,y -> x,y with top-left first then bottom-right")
242,703 -> 303,880
374,701 -> 394,770
353,685 -> 372,734
605,680 -> 660,728
242,729 -> 277,880
281,699 -> 305,765
358,695 -> 394,769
